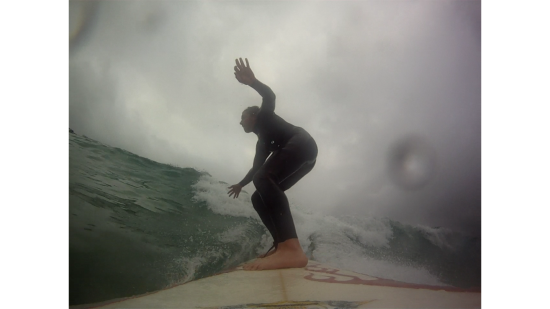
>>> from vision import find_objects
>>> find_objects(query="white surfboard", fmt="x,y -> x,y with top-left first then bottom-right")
92,260 -> 481,308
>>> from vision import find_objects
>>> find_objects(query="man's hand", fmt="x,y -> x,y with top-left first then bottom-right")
228,184 -> 243,199
234,58 -> 256,85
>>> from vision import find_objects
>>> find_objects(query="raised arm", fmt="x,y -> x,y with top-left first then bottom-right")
234,58 -> 275,114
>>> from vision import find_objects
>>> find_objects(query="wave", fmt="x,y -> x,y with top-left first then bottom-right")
69,133 -> 480,306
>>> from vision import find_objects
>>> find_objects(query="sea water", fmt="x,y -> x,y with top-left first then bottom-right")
69,133 -> 480,306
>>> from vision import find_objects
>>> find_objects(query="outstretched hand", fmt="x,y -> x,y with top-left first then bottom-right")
228,184 -> 243,199
234,58 -> 256,85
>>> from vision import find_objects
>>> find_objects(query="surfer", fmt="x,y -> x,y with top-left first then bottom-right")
228,58 -> 318,271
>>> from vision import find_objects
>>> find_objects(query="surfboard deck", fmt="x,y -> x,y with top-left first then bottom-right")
92,260 -> 481,308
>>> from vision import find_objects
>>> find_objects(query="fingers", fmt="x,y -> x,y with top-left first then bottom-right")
228,192 -> 239,198
234,64 -> 245,83
235,59 -> 243,71
234,58 -> 252,85
227,187 -> 240,199
235,58 -> 250,70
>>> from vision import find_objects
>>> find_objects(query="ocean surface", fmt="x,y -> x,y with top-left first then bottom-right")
69,133 -> 481,306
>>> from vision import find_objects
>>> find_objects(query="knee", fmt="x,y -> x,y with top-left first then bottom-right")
251,191 -> 263,211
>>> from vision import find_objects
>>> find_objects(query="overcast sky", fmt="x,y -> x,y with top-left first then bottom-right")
69,0 -> 481,236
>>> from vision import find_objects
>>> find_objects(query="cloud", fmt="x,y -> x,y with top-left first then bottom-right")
69,0 -> 481,235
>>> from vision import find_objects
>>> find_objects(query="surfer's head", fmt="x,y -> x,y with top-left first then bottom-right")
240,106 -> 259,133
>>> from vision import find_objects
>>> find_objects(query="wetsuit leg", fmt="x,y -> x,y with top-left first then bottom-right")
278,160 -> 316,192
251,191 -> 279,244
252,130 -> 318,242
251,159 -> 315,246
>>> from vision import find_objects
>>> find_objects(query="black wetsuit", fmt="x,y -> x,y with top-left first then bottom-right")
238,80 -> 318,244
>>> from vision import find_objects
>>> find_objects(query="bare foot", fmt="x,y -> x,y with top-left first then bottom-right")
257,249 -> 276,258
243,259 -> 262,269
244,238 -> 308,271
257,244 -> 277,258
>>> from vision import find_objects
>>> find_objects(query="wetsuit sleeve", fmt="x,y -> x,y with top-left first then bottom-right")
250,79 -> 276,114
238,141 -> 270,187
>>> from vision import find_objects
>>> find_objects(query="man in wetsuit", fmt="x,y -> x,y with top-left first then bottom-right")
228,58 -> 318,271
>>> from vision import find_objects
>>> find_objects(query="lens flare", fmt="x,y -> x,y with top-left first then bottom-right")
69,1 -> 100,51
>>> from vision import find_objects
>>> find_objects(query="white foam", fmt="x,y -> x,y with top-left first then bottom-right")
414,224 -> 459,251
308,217 -> 447,286
191,174 -> 395,253
315,251 -> 447,286
191,174 -> 446,286
217,224 -> 251,243
191,175 -> 260,219
169,255 -> 206,285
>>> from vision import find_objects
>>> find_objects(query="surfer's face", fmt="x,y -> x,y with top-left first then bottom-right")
240,111 -> 256,133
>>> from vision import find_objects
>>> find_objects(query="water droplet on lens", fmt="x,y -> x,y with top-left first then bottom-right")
387,135 -> 437,190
